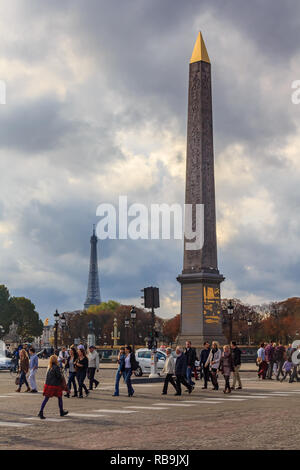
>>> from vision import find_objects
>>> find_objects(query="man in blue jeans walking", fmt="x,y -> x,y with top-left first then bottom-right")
184,341 -> 197,388
113,347 -> 126,396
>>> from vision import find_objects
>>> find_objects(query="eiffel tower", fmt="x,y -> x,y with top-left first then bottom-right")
84,225 -> 101,309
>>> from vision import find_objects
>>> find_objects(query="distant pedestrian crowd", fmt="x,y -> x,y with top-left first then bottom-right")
256,341 -> 300,383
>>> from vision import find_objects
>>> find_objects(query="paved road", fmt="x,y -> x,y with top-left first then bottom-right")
0,368 -> 299,450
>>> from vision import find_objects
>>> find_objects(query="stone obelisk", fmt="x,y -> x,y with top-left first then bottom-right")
84,226 -> 101,309
177,32 -> 226,347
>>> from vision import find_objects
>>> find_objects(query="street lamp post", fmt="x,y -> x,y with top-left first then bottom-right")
247,318 -> 252,346
124,318 -> 130,345
227,300 -> 234,343
54,310 -> 66,351
130,306 -> 137,352
54,310 -> 59,351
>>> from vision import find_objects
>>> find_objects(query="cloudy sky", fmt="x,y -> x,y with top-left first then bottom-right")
0,0 -> 300,320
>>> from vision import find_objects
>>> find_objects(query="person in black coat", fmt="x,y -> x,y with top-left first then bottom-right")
231,341 -> 242,390
184,341 -> 197,387
74,348 -> 89,398
200,342 -> 211,389
175,347 -> 192,395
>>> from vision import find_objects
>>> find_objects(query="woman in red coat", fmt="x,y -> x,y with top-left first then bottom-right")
38,355 -> 68,419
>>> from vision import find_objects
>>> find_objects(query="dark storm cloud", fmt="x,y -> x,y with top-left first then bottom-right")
1,0 -> 300,317
0,95 -> 79,153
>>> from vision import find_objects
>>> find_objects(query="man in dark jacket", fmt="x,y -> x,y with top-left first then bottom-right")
265,342 -> 275,380
200,342 -> 211,389
275,342 -> 286,381
184,341 -> 197,388
175,347 -> 192,395
231,341 -> 242,390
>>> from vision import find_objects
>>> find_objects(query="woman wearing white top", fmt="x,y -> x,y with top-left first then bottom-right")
161,348 -> 177,395
205,341 -> 221,390
123,346 -> 135,397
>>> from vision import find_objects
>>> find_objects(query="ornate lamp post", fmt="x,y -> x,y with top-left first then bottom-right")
130,306 -> 137,352
124,318 -> 130,345
247,318 -> 252,346
54,310 -> 60,351
111,318 -> 120,347
227,300 -> 234,343
54,310 -> 66,350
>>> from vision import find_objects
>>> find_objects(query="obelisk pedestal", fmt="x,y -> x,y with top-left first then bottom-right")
177,32 -> 226,347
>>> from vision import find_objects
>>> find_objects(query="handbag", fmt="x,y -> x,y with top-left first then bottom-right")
15,374 -> 20,386
61,374 -> 69,392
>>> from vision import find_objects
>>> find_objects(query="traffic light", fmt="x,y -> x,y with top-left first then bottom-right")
141,287 -> 160,309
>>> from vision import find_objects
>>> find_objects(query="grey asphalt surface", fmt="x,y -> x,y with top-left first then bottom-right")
0,367 -> 299,450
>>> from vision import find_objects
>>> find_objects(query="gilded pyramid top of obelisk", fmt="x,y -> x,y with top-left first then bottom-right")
190,32 -> 210,64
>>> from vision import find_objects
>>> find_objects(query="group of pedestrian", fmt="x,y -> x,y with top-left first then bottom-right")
160,340 -> 242,395
257,341 -> 300,383
16,346 -> 39,393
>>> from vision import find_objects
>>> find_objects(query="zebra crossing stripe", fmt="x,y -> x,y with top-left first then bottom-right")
0,421 -> 32,427
68,413 -> 106,418
93,409 -> 137,413
182,400 -> 224,404
124,406 -> 168,410
151,403 -> 194,407
24,417 -> 69,422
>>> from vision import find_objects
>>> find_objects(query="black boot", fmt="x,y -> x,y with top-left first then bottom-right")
38,410 -> 45,420
60,410 -> 68,417
72,392 -> 78,397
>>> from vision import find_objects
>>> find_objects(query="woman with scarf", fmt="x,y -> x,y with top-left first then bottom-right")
205,341 -> 221,391
219,344 -> 235,393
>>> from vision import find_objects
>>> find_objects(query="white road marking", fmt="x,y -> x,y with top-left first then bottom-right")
207,398 -> 246,401
93,409 -> 137,413
151,403 -> 194,407
231,395 -> 267,399
68,413 -> 106,418
124,406 -> 168,410
182,401 -> 224,404
0,421 -> 32,427
24,417 -> 69,422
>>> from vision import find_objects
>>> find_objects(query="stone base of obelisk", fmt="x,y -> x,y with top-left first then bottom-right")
177,271 -> 227,349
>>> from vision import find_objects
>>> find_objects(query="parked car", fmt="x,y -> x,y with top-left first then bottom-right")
0,354 -> 12,371
134,348 -> 168,376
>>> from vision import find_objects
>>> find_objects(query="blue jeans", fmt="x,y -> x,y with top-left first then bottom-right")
19,370 -> 29,389
186,367 -> 195,386
124,368 -> 134,396
67,371 -> 77,395
114,368 -> 126,396
76,371 -> 88,396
